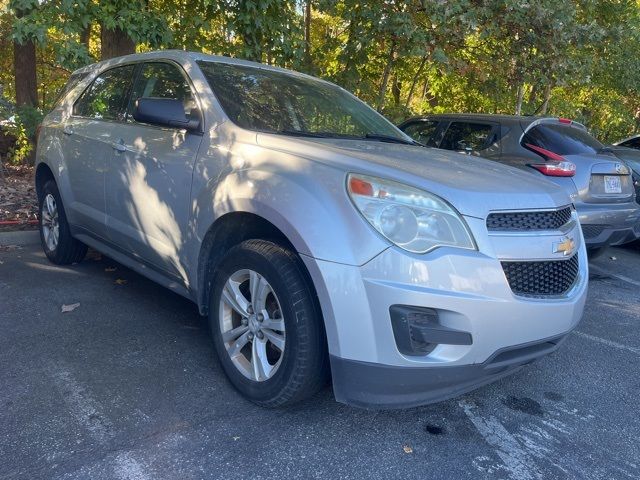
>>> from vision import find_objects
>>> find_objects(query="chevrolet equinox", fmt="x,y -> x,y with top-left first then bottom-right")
35,51 -> 587,408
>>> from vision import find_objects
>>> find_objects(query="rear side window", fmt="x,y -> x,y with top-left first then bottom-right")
127,62 -> 196,121
402,121 -> 439,146
54,72 -> 89,107
522,123 -> 603,155
440,122 -> 493,152
73,65 -> 136,121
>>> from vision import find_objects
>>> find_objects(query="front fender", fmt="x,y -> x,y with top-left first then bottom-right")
194,164 -> 389,266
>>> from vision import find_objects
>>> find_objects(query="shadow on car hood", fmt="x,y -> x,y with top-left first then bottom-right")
257,134 -> 571,219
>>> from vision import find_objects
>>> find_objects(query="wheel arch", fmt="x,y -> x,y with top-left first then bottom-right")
35,162 -> 55,200
196,211 -> 313,317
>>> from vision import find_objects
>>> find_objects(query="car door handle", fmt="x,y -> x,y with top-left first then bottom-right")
62,126 -> 73,136
112,139 -> 126,152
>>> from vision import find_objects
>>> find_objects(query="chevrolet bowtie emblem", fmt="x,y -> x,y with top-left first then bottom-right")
553,236 -> 576,256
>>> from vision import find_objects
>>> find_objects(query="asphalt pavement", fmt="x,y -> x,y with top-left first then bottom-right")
1,234 -> 639,480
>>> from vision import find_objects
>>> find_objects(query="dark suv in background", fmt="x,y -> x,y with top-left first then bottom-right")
399,114 -> 640,253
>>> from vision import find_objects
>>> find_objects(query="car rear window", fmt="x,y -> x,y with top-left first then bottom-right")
522,123 -> 603,155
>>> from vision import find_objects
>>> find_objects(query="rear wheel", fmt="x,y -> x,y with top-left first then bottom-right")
209,239 -> 328,407
39,180 -> 87,265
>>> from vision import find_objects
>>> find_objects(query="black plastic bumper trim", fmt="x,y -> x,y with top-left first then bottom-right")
330,334 -> 569,410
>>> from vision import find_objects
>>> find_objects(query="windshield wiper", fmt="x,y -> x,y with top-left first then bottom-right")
363,133 -> 421,146
277,129 -> 335,138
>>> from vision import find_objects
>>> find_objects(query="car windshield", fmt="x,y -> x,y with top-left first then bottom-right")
522,123 -> 603,156
197,61 -> 408,141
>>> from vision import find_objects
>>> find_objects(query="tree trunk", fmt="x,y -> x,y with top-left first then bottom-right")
13,9 -> 38,108
392,77 -> 401,106
515,82 -> 524,115
405,55 -> 427,108
80,24 -> 91,51
376,40 -> 396,112
100,25 -> 136,60
540,82 -> 552,115
304,0 -> 312,71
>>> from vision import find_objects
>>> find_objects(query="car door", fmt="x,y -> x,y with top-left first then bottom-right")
62,65 -> 136,236
105,61 -> 203,282
438,121 -> 501,158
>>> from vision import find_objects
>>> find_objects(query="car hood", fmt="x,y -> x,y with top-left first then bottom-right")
256,134 -> 571,219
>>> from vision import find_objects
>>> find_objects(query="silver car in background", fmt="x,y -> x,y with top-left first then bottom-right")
399,114 -> 640,254
35,51 -> 587,409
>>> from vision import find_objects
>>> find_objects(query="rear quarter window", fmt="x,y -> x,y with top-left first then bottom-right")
522,124 -> 603,155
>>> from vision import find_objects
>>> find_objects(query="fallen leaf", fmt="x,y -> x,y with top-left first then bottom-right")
61,303 -> 80,313
403,445 -> 413,454
610,256 -> 617,261
232,436 -> 240,441
114,278 -> 128,285
105,266 -> 117,272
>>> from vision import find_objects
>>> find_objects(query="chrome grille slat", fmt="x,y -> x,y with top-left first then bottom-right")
501,255 -> 579,297
487,207 -> 572,232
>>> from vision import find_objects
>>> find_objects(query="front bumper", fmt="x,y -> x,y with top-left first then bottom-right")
302,215 -> 588,409
576,201 -> 640,248
330,334 -> 569,409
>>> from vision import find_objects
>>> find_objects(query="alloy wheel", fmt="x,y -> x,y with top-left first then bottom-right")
41,193 -> 59,252
218,269 -> 286,382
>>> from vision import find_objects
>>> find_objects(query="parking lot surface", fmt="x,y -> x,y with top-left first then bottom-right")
1,239 -> 639,480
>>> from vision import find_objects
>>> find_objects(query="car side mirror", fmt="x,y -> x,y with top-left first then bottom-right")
133,97 -> 201,132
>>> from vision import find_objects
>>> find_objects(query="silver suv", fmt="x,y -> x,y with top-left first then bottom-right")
399,114 -> 640,253
35,51 -> 587,409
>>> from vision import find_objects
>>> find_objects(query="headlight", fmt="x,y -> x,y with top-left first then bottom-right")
347,174 -> 476,253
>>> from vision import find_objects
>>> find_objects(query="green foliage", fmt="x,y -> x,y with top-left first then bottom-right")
1,105 -> 43,164
2,0 -> 640,143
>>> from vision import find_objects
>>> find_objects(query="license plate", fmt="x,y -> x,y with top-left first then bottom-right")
604,175 -> 622,194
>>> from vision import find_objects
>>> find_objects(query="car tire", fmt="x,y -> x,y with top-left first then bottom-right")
38,179 -> 87,265
209,239 -> 328,407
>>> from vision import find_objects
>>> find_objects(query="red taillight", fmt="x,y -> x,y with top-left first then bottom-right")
529,162 -> 576,177
558,117 -> 572,124
524,143 -> 565,162
349,177 -> 373,196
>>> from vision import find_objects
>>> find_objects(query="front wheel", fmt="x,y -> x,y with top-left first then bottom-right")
209,239 -> 328,407
38,180 -> 87,265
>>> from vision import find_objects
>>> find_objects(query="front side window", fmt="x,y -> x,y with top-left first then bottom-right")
440,122 -> 493,152
73,65 -> 136,121
127,62 -> 196,121
522,123 -> 603,155
197,61 -> 406,140
402,120 -> 439,146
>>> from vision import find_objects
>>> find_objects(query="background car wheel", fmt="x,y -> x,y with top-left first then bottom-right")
38,180 -> 87,265
209,239 -> 328,407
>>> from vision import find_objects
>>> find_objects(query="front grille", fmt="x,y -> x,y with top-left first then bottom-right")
501,255 -> 579,297
487,206 -> 572,231
581,224 -> 607,239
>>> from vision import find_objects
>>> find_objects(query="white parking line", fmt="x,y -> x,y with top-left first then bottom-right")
574,331 -> 640,356
50,366 -> 113,443
590,265 -> 640,288
459,399 -> 541,480
49,364 -> 151,480
113,453 -> 153,480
